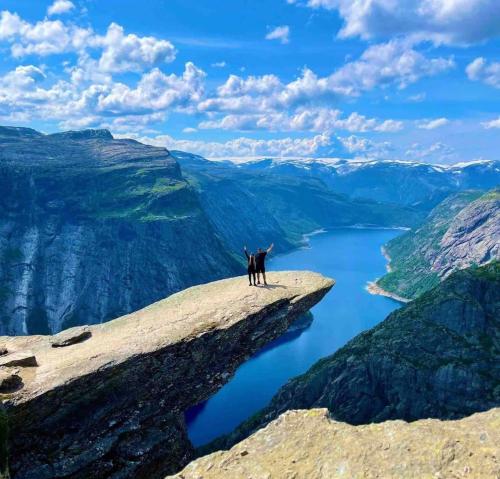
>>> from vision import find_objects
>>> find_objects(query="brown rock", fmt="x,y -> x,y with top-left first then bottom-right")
51,326 -> 92,348
170,408 -> 500,479
0,350 -> 37,368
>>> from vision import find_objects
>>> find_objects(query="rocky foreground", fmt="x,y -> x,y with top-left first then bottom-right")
0,271 -> 333,479
171,408 -> 500,479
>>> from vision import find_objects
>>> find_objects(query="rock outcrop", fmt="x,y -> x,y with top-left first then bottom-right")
1,271 -> 333,479
0,126 -> 240,334
377,189 -> 499,299
208,262 -> 499,452
171,408 -> 500,479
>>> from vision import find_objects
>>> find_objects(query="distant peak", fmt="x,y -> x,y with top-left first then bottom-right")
0,126 -> 43,138
49,129 -> 113,140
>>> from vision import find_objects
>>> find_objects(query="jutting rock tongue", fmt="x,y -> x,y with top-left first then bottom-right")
1,271 -> 333,479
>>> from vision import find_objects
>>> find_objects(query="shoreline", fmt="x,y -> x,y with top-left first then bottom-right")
366,281 -> 410,303
367,241 -> 409,303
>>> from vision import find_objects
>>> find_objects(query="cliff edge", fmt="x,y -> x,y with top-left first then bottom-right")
1,271 -> 333,479
171,408 -> 499,479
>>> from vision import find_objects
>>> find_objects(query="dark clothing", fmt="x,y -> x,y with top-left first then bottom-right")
244,250 -> 257,272
245,250 -> 257,285
255,251 -> 267,273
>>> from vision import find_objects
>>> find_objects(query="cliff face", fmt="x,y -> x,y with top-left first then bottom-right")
0,271 -> 333,479
171,408 -> 500,479
209,262 -> 499,451
0,127 -> 240,335
377,189 -> 499,299
174,151 -> 425,247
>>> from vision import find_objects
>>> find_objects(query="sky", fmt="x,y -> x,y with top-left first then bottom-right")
0,0 -> 499,163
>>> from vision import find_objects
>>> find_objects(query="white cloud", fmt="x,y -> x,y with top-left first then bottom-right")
211,61 -> 227,68
408,92 -> 426,102
47,0 -> 75,16
0,11 -> 176,73
326,39 -> 455,96
299,0 -> 500,45
123,132 -> 332,158
0,11 -> 93,57
198,108 -> 403,133
96,23 -> 176,73
265,25 -> 290,44
405,141 -> 456,162
481,117 -> 500,129
338,134 -> 392,157
96,62 -> 206,114
466,57 -> 500,89
417,117 -> 449,130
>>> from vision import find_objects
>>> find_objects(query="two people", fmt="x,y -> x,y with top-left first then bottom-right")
244,243 -> 274,286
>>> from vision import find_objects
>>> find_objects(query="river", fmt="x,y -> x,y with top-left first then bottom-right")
186,227 -> 403,446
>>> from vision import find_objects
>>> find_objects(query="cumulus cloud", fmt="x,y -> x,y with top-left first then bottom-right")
0,11 -> 176,72
481,117 -> 500,129
298,0 -> 500,45
0,10 -> 93,57
466,57 -> 500,89
337,134 -> 392,157
405,141 -> 456,163
326,39 -> 454,96
198,108 -> 403,133
417,117 -> 449,130
122,132 -> 332,158
47,0 -> 75,16
265,25 -> 290,44
96,23 -> 176,73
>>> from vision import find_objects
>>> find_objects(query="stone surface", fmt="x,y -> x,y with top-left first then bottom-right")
0,351 -> 37,368
2,271 -> 333,479
209,262 -> 499,453
171,408 -> 500,479
50,326 -> 92,347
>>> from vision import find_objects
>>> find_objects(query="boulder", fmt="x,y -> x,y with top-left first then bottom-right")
51,326 -> 92,347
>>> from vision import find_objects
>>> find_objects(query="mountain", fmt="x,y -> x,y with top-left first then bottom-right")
173,151 -> 424,245
207,261 -> 500,452
0,127 -> 420,335
376,189 -> 499,300
0,127 -> 240,335
237,158 -> 500,211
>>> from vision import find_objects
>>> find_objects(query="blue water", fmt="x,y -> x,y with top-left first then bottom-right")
186,228 -> 402,446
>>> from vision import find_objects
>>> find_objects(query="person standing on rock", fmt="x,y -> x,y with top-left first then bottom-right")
244,246 -> 257,286
256,243 -> 273,286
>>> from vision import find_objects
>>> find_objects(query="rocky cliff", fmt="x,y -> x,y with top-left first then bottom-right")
208,262 -> 499,451
376,189 -> 499,299
0,127 -> 240,335
171,408 -> 500,479
0,271 -> 333,479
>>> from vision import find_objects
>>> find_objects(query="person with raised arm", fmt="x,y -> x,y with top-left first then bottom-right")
243,246 -> 257,286
255,243 -> 273,286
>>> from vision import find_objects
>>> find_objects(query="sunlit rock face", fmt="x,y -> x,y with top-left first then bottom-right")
1,271 -> 333,479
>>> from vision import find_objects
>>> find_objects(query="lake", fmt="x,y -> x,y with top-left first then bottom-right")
186,228 -> 403,446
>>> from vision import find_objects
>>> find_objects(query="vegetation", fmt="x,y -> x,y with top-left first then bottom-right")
376,190 -> 491,299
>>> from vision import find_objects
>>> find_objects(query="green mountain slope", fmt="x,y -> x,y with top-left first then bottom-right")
376,189 -> 499,299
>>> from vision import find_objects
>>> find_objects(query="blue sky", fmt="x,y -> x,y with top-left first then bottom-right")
0,0 -> 499,162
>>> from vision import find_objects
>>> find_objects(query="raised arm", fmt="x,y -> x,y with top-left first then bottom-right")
244,246 -> 250,260
267,243 -> 274,253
